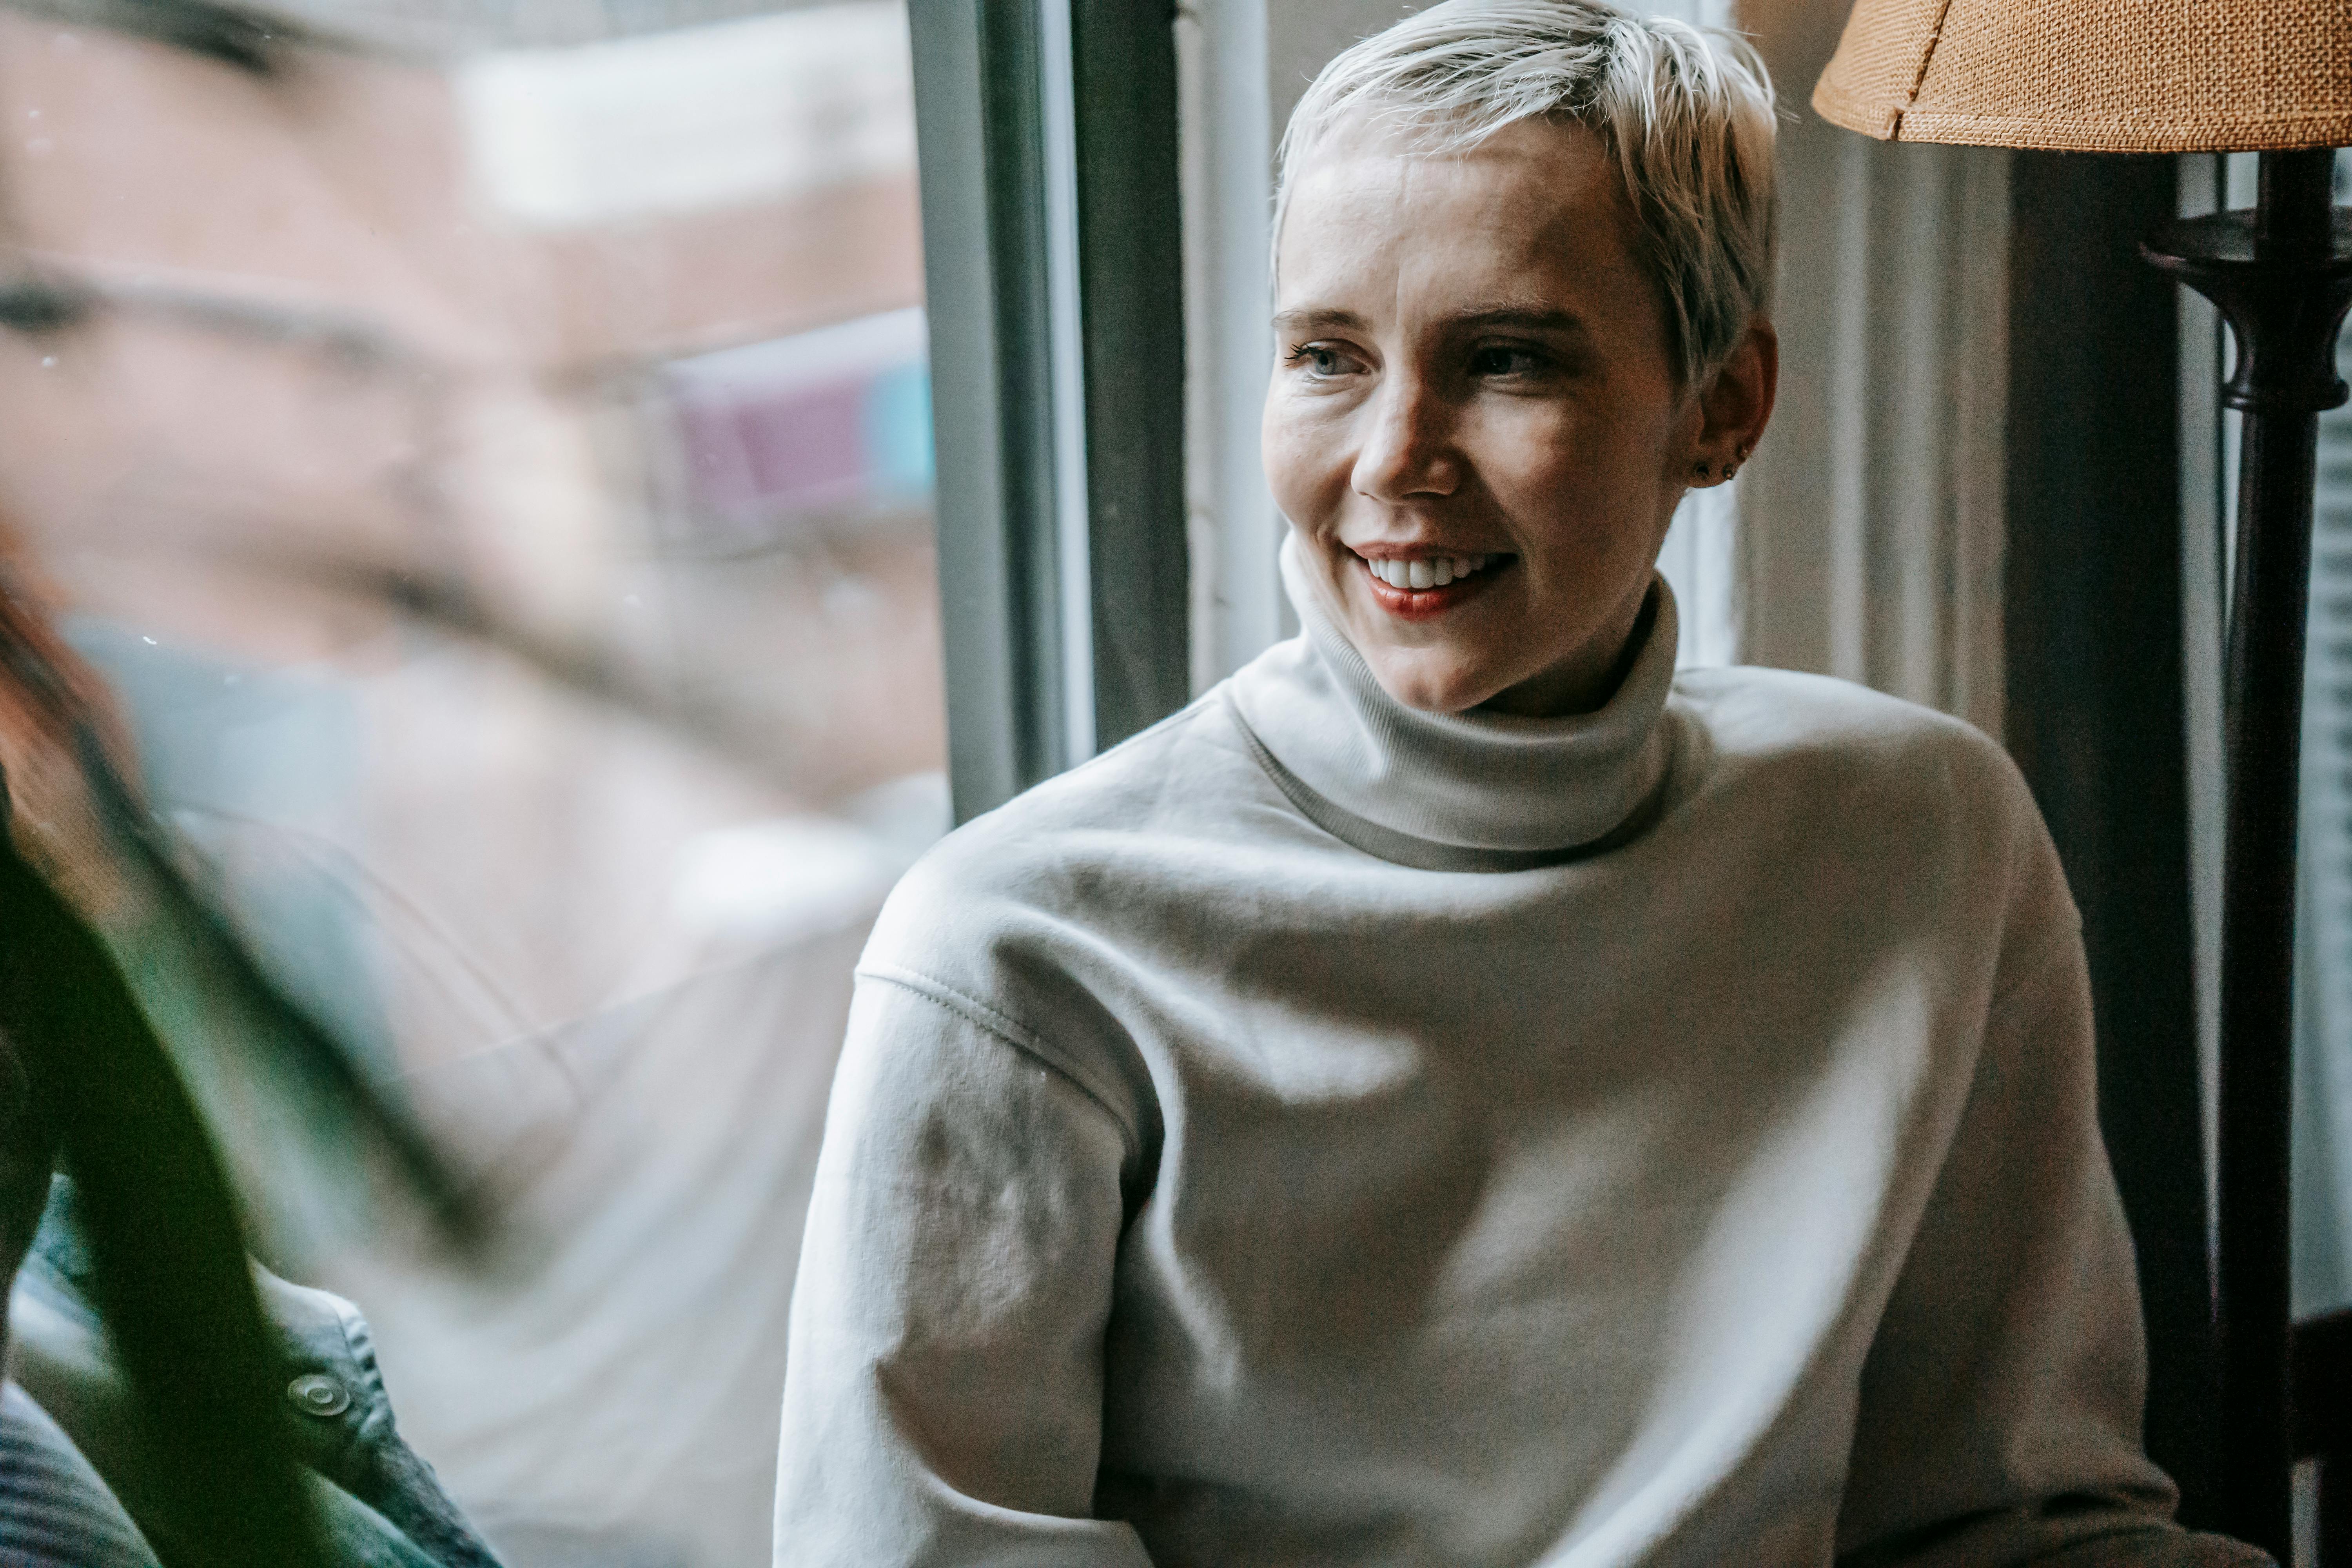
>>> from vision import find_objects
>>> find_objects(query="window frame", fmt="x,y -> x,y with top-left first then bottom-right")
908,0 -> 1190,823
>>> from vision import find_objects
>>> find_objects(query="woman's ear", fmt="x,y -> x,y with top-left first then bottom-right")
1686,316 -> 1779,485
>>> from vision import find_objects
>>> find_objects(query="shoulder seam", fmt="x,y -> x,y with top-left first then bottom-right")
856,962 -> 1143,1158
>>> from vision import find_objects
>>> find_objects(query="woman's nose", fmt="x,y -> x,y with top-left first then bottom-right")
1351,377 -> 1460,502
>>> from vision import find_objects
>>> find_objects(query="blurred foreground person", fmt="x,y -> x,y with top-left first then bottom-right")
0,538 -> 503,1568
773,2 -> 2268,1564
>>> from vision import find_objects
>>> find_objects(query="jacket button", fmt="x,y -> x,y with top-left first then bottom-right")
287,1374 -> 351,1417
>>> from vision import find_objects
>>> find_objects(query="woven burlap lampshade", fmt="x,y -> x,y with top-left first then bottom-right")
1813,0 -> 2352,151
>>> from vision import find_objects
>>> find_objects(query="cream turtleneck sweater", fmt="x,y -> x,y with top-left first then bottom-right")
773,544 -> 2263,1568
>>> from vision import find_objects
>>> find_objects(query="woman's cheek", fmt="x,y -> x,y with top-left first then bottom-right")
1265,413 -> 1348,524
1261,408 -> 1309,514
1475,400 -> 1580,486
1263,443 -> 1311,525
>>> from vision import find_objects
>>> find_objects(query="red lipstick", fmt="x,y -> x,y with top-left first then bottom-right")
1355,553 -> 1508,621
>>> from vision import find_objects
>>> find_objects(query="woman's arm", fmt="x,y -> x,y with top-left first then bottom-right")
773,975 -> 1153,1567
1833,830 -> 2268,1568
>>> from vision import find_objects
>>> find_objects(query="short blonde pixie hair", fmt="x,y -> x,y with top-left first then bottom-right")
1276,0 -> 1777,387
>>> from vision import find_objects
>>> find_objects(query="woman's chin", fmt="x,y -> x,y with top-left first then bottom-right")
1359,653 -> 1503,716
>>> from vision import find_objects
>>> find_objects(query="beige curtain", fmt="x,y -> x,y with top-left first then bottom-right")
1736,0 -> 2011,737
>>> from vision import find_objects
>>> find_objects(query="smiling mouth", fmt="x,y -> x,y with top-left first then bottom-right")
1352,550 -> 1512,620
1359,552 -> 1500,591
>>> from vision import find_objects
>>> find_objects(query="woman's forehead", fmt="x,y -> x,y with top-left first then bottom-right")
1274,121 -> 1646,314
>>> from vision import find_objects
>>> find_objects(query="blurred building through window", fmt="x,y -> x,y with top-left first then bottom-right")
0,3 -> 942,1564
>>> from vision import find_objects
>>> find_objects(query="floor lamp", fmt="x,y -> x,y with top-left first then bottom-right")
1813,1 -> 2352,1559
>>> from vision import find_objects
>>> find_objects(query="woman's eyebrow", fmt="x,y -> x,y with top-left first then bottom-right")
1270,304 -> 1591,336
1271,307 -> 1367,336
1447,304 -> 1588,334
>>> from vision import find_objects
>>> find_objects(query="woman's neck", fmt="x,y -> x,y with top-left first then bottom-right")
1221,536 -> 1682,869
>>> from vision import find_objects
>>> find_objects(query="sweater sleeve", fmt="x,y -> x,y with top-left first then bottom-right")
772,973 -> 1153,1568
1833,826 -> 2269,1568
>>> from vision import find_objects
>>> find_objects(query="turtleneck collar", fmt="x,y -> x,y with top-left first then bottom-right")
1225,534 -> 1680,872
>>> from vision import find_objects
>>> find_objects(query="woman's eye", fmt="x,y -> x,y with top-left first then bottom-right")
1286,343 -> 1355,377
1469,345 -> 1546,377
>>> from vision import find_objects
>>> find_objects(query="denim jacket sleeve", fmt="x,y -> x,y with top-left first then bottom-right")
5,1175 -> 506,1568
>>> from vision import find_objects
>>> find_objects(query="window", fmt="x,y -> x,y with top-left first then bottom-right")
2179,150 -> 2352,1324
0,5 -> 940,1562
2287,152 -> 2352,1318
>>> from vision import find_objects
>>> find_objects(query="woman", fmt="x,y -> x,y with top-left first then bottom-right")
772,4 -> 2266,1564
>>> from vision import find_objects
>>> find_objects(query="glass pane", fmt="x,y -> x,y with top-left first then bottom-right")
2286,152 -> 2352,1320
0,4 -> 942,1563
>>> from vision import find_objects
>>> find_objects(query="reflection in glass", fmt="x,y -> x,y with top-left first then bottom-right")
0,4 -> 942,1563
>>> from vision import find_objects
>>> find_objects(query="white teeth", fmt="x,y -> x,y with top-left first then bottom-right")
1363,553 -> 1499,590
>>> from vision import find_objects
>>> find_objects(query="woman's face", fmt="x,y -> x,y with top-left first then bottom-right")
1263,118 -> 1772,717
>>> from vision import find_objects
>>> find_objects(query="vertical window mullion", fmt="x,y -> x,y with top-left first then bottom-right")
908,0 -> 1067,820
911,0 -> 1190,819
1070,0 -> 1191,752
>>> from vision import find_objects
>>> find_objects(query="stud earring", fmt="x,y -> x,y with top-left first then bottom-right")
1691,460 -> 1712,480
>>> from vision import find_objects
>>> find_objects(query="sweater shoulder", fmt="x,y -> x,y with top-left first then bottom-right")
859,689 -> 1263,982
1672,665 -> 2065,946
908,689 -> 1258,878
852,696 -> 1263,1143
1673,664 -> 2030,815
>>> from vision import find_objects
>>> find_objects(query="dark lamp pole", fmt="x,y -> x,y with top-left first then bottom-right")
2144,147 -> 2352,1559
